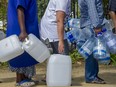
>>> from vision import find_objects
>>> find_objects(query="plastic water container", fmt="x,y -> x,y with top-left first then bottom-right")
66,28 -> 85,43
93,33 -> 107,59
78,37 -> 95,59
81,26 -> 94,40
98,53 -> 110,65
0,35 -> 24,62
22,34 -> 50,63
46,54 -> 72,86
68,18 -> 80,28
76,40 -> 85,49
102,28 -> 116,54
109,34 -> 116,54
105,19 -> 114,30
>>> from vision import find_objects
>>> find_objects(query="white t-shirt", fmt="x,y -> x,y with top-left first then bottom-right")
40,0 -> 71,42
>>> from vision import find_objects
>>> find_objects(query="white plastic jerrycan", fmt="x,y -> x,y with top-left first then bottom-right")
22,34 -> 50,63
0,35 -> 24,62
46,54 -> 72,86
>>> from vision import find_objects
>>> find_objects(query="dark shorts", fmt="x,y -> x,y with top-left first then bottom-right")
50,39 -> 69,55
109,0 -> 116,12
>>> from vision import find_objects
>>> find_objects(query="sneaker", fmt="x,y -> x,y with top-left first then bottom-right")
86,77 -> 106,84
97,76 -> 104,81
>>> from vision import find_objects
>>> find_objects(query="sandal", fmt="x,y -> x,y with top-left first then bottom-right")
16,79 -> 35,87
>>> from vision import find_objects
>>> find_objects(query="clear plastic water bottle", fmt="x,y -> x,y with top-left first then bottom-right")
68,18 -> 80,28
105,20 -> 114,30
81,26 -> 94,40
78,37 -> 95,59
98,52 -> 110,65
93,32 -> 107,60
76,40 -> 85,49
66,28 -> 85,43
102,28 -> 116,54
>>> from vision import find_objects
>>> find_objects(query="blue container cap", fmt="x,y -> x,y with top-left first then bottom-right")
102,28 -> 107,32
68,34 -> 73,38
97,32 -> 102,37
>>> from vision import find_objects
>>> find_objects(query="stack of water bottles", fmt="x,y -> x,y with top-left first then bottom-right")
66,18 -> 85,45
77,30 -> 111,64
66,18 -> 116,64
93,32 -> 110,64
102,28 -> 116,54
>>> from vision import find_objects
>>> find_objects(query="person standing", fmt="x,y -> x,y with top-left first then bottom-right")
109,0 -> 116,33
78,0 -> 107,84
40,0 -> 71,55
7,0 -> 39,86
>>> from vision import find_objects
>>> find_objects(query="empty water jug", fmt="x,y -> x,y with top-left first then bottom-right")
46,54 -> 72,86
22,34 -> 50,63
0,35 -> 24,62
78,37 -> 95,59
66,28 -> 85,43
98,53 -> 110,65
68,18 -> 80,28
76,40 -> 85,49
105,19 -> 114,30
81,27 -> 94,40
102,28 -> 116,54
93,33 -> 107,60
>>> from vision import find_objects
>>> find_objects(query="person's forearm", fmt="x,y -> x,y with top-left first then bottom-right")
56,11 -> 65,42
57,20 -> 64,42
17,7 -> 26,33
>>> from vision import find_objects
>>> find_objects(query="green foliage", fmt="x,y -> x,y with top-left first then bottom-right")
0,62 -> 8,68
69,49 -> 84,64
37,0 -> 49,21
110,54 -> 116,65
0,0 -> 7,30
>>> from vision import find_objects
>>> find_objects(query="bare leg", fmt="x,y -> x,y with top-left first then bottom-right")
16,73 -> 29,83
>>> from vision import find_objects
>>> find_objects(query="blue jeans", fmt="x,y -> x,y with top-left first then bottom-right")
85,54 -> 99,82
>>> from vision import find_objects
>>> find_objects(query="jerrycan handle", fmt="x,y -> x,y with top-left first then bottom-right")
23,36 -> 30,46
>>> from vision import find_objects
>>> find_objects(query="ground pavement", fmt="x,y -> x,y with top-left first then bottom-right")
0,62 -> 116,87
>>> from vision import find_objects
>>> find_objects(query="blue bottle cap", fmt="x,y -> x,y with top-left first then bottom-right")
102,28 -> 107,33
97,32 -> 102,37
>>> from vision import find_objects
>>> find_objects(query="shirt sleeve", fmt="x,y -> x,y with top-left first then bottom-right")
16,0 -> 30,10
86,0 -> 104,29
56,0 -> 69,13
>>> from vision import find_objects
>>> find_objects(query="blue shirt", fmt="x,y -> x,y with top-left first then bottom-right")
7,0 -> 39,38
78,0 -> 107,29
6,0 -> 39,67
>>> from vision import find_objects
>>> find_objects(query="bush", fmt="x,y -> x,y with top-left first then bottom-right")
69,49 -> 84,64
110,54 -> 116,65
